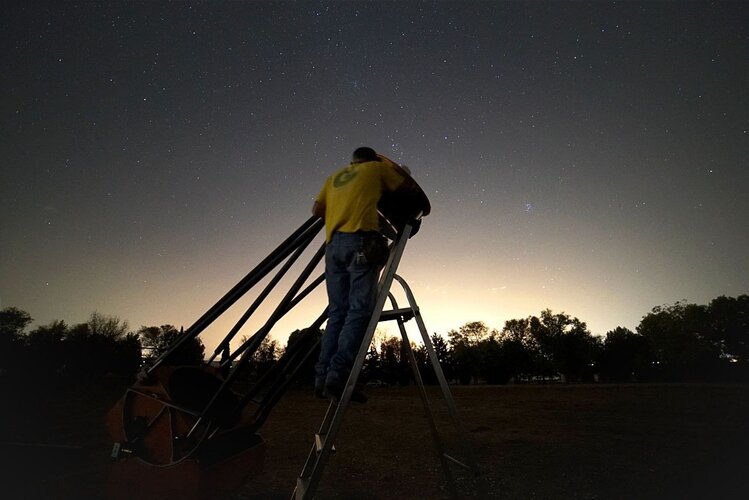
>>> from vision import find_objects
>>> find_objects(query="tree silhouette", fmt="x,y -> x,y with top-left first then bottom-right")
253,337 -> 280,376
477,336 -> 511,384
3,293 -> 747,387
88,311 -> 129,339
9,312 -> 143,379
448,321 -> 493,345
496,336 -> 535,382
522,310 -> 599,382
0,307 -> 33,338
63,314 -> 140,378
412,333 -> 452,384
707,295 -> 749,361
494,318 -> 536,382
637,301 -> 720,381
0,307 -> 33,376
598,327 -> 648,382
27,320 -> 68,377
378,336 -> 409,385
111,332 -> 142,378
362,342 -> 380,383
448,321 -> 496,384
285,328 -> 323,385
140,325 -> 205,365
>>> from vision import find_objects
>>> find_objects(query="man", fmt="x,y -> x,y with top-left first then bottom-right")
312,146 -> 413,402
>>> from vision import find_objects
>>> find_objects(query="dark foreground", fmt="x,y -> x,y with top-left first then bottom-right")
2,381 -> 748,499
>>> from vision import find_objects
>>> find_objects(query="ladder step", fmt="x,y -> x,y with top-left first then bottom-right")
379,307 -> 415,322
443,453 -> 471,470
314,434 -> 335,453
295,477 -> 309,499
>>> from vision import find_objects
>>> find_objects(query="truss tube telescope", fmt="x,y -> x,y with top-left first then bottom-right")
106,163 -> 443,499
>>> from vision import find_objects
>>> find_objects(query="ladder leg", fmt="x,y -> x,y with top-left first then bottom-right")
395,313 -> 459,498
394,275 -> 490,497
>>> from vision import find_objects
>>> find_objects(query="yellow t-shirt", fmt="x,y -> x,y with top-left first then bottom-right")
316,159 -> 405,242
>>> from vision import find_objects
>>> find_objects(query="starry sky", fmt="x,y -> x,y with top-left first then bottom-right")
2,1 -> 747,350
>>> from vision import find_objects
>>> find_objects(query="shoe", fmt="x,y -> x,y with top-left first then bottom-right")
323,382 -> 368,404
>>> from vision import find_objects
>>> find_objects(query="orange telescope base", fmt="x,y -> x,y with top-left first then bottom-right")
106,365 -> 266,500
107,434 -> 265,500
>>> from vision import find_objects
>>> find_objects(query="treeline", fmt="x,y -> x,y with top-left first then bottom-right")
0,309 -> 204,381
1,294 -> 747,384
369,295 -> 749,385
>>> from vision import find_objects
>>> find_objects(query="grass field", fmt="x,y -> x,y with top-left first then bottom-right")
2,381 -> 748,499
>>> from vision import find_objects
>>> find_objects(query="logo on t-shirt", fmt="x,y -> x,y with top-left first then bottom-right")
333,165 -> 359,188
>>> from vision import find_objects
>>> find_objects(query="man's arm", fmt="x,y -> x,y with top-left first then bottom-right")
312,201 -> 325,219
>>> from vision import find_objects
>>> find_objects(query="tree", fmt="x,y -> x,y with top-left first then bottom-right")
0,307 -> 32,375
637,301 -> 720,381
447,321 -> 498,384
430,333 -> 452,371
362,342 -> 380,383
414,333 -> 452,384
110,332 -> 142,378
448,322 -> 489,384
707,295 -> 749,361
139,325 -> 205,365
501,318 -> 529,343
379,335 -> 409,385
27,320 -> 68,377
598,327 -> 648,382
88,311 -> 129,339
56,314 -> 141,378
0,307 -> 33,338
476,336 -> 511,384
285,328 -> 323,385
495,319 -> 537,382
493,311 -> 599,382
493,321 -> 535,382
500,337 -> 535,382
412,343 -> 432,383
233,333 -> 281,379
525,310 -> 599,382
253,337 -> 280,376
448,321 -> 493,345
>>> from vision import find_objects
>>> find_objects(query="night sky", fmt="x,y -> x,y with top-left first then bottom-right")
2,1 -> 747,350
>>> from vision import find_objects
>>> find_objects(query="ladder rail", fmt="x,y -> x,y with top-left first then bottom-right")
393,274 -> 489,496
389,293 -> 458,498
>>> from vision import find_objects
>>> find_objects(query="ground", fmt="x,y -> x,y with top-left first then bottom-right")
2,381 -> 748,499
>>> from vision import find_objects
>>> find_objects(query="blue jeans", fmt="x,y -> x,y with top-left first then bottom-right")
315,232 -> 380,389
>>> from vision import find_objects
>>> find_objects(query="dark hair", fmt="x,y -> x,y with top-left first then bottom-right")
352,146 -> 378,162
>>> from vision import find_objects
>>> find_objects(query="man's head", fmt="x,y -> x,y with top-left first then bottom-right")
351,146 -> 378,163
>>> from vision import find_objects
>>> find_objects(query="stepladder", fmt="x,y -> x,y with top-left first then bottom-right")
293,220 -> 488,499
